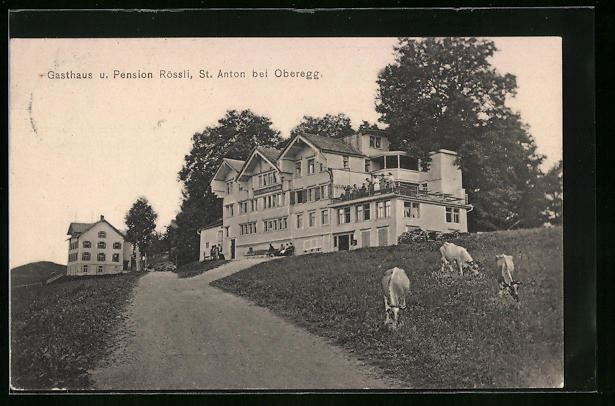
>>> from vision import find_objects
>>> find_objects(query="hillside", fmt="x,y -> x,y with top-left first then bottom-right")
212,227 -> 563,389
11,261 -> 66,287
11,272 -> 143,389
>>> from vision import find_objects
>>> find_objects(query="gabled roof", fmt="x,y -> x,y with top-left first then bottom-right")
302,133 -> 364,156
256,146 -> 281,164
224,158 -> 245,172
279,133 -> 365,161
67,222 -> 93,235
236,146 -> 282,180
67,218 -> 126,239
212,158 -> 245,182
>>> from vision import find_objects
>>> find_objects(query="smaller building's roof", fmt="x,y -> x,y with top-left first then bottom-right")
197,218 -> 223,232
67,222 -> 93,235
301,133 -> 365,157
67,216 -> 126,239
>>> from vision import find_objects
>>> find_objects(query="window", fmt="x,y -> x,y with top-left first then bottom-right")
97,265 -> 103,273
400,155 -> 419,171
363,204 -> 371,221
225,227 -> 229,237
206,242 -> 209,249
420,183 -> 428,192
308,211 -> 316,227
82,252 -> 91,261
319,162 -> 325,172
369,135 -> 382,148
82,265 -> 88,273
404,202 -> 421,218
321,210 -> 329,225
97,253 -> 106,261
319,185 -> 329,200
338,207 -> 351,224
225,204 -> 234,217
296,213 -> 304,229
343,156 -> 349,169
83,241 -> 91,248
241,222 -> 257,235
226,182 -> 232,194
446,207 -> 460,223
295,190 -> 307,204
251,199 -> 258,211
113,242 -> 122,249
385,200 -> 392,217
365,159 -> 371,172
295,161 -> 302,176
97,241 -> 106,249
356,205 -> 363,221
386,155 -> 398,169
112,253 -> 120,262
377,201 -> 385,218
307,158 -> 315,175
98,231 -> 106,238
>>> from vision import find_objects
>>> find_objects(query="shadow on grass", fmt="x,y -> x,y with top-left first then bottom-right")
173,260 -> 229,279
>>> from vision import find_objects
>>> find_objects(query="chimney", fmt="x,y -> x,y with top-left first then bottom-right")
100,215 -> 105,221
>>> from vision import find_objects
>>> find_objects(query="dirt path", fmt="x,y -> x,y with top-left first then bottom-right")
90,259 -> 401,390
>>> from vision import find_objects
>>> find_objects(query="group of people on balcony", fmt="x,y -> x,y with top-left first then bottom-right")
339,172 -> 396,200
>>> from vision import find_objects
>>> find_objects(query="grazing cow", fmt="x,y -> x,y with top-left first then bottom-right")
439,242 -> 481,276
496,254 -> 522,301
382,267 -> 410,329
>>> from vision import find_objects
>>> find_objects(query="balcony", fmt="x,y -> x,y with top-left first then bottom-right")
331,181 -> 470,208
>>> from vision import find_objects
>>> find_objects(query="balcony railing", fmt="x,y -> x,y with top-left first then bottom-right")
332,181 -> 468,205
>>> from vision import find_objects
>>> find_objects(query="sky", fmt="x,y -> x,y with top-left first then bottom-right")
9,37 -> 562,268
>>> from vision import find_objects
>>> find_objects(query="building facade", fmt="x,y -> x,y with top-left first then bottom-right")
66,215 -> 140,276
206,132 -> 472,260
198,218 -> 224,261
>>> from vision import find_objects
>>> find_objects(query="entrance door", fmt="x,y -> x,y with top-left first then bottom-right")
338,234 -> 350,251
230,238 -> 236,259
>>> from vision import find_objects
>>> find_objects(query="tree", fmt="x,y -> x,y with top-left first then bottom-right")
376,37 -> 546,231
125,197 -> 158,258
541,160 -> 563,225
172,109 -> 282,265
289,113 -> 355,139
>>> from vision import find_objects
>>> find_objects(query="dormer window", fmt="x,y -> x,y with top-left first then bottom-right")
98,231 -> 106,238
369,136 -> 382,148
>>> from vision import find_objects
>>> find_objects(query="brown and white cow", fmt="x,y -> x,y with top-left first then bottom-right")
496,254 -> 522,301
382,267 -> 410,329
439,242 -> 481,276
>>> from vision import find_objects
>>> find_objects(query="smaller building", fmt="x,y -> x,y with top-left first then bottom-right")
66,215 -> 141,276
198,218 -> 224,261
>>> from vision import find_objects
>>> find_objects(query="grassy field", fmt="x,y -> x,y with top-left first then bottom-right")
11,261 -> 66,286
173,259 -> 229,278
212,227 -> 563,389
10,272 -> 143,390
